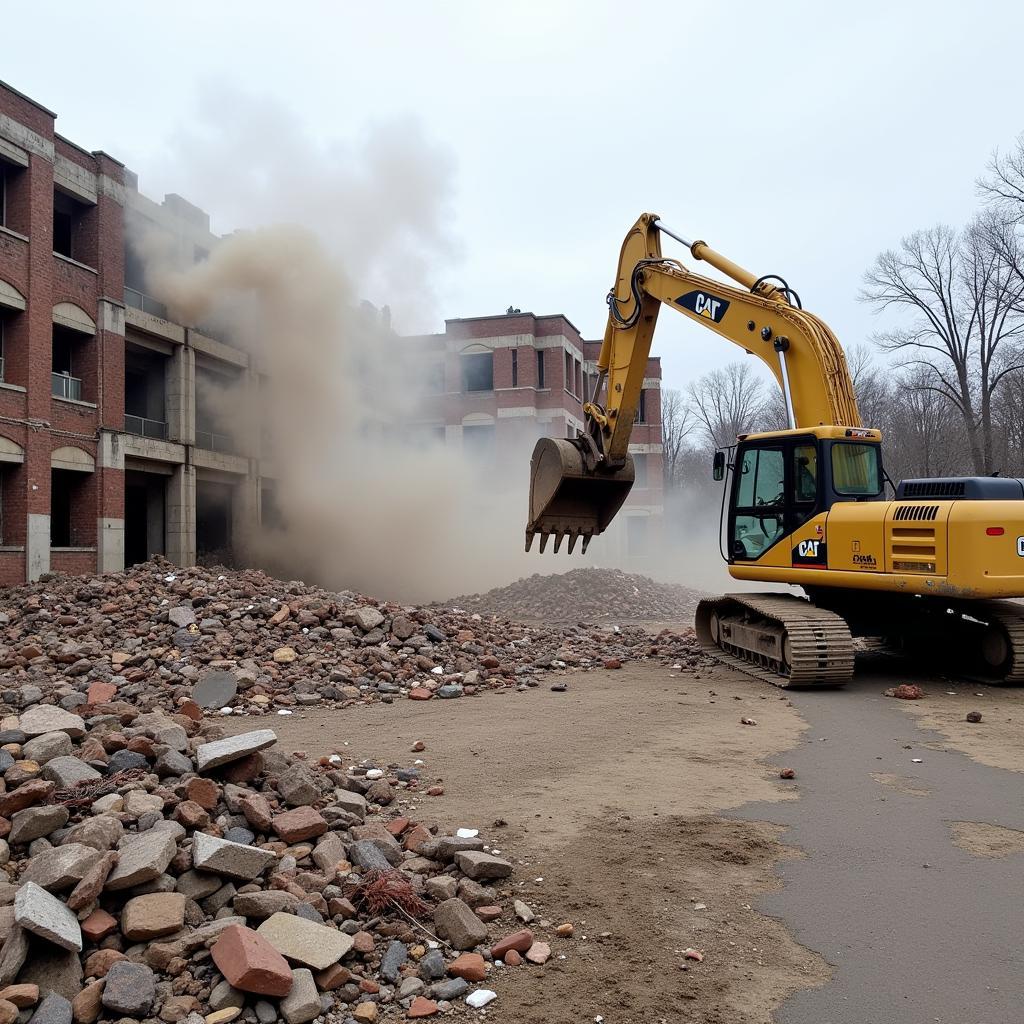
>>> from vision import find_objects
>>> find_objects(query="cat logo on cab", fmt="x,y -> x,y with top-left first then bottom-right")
792,539 -> 827,567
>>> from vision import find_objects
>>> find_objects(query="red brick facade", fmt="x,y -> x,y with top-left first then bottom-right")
0,82 -> 126,581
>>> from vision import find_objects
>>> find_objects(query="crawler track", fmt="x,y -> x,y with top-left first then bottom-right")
695,593 -> 855,688
964,600 -> 1024,684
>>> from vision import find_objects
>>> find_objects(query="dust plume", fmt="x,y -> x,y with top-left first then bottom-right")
138,87 -> 695,602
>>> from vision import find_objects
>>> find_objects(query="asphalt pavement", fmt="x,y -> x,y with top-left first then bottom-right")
733,664 -> 1024,1024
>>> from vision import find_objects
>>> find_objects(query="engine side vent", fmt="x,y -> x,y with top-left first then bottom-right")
902,480 -> 965,498
894,504 -> 939,522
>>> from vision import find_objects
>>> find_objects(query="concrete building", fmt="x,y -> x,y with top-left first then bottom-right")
0,80 -> 662,583
406,312 -> 664,561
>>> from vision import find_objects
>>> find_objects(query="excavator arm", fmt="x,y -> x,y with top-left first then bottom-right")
526,212 -> 861,553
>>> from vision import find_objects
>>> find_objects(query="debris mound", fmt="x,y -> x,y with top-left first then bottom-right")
443,567 -> 705,623
0,558 -> 704,716
0,706 -> 561,1021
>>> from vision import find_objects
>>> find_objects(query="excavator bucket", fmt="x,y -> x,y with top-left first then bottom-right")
526,437 -> 634,553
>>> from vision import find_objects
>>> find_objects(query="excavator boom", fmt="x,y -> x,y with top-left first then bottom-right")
526,213 -> 860,552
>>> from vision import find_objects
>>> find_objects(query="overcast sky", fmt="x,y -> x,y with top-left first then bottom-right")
8,0 -> 1024,397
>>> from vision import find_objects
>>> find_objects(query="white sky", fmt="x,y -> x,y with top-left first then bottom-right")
8,0 -> 1024,395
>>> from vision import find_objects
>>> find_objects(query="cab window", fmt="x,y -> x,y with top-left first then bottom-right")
793,445 -> 817,503
832,442 -> 881,496
733,447 -> 785,561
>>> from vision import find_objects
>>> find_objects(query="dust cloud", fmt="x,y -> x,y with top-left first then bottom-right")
137,87 -> 740,604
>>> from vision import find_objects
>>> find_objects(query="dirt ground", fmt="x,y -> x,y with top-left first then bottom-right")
883,673 -> 1024,773
225,663 -> 830,1023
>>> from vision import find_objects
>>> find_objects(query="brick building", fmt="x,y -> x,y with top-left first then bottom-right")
405,313 -> 664,562
0,80 -> 662,584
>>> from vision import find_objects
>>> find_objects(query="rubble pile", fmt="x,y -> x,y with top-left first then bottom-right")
444,568 -> 705,624
0,708 -> 559,1023
0,559 -> 704,716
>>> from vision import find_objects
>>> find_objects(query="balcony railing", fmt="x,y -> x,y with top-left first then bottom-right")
124,414 -> 168,440
195,429 -> 235,454
52,372 -> 82,401
125,288 -> 169,321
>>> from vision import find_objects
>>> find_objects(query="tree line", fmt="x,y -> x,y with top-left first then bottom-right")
661,133 -> 1024,492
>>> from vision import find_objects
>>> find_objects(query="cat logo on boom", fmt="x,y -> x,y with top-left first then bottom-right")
675,290 -> 730,324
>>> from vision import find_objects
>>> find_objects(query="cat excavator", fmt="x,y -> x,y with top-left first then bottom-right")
526,212 -> 1024,686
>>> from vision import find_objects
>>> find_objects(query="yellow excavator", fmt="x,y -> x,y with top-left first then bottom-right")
527,212 -> 1024,686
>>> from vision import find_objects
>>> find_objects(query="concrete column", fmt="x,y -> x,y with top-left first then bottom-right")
166,463 -> 196,567
27,514 -> 50,581
232,472 -> 260,563
97,430 -> 125,574
167,344 -> 195,446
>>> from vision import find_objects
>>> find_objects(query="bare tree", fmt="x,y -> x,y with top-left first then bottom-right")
687,362 -> 767,449
659,387 -> 695,490
861,218 -> 1024,474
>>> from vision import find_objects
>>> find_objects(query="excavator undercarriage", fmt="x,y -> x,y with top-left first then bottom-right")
694,591 -> 1024,688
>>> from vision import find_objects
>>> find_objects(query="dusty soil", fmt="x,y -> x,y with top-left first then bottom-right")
884,678 -> 1024,773
225,663 -> 829,1023
948,820 -> 1024,858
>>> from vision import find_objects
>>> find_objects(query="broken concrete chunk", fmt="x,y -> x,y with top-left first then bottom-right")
14,882 -> 82,952
196,731 -> 277,773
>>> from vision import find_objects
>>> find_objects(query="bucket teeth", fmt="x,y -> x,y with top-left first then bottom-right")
539,533 -> 550,554
525,530 -> 535,553
581,532 -> 593,554
553,532 -> 564,554
567,533 -> 579,554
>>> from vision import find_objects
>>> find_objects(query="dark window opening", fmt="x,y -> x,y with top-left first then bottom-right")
633,453 -> 648,488
124,470 -> 165,566
634,389 -> 647,424
511,349 -> 518,388
52,325 -> 87,401
53,190 -> 90,261
536,350 -> 546,388
461,352 -> 493,393
124,347 -> 168,438
0,160 -> 28,234
0,312 -> 7,382
564,351 -> 573,394
197,480 -> 234,566
50,468 -> 90,547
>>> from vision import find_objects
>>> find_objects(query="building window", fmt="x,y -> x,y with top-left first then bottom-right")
511,349 -> 518,388
426,360 -> 445,393
50,469 -> 89,547
565,351 -> 573,395
633,453 -> 648,487
627,516 -> 649,556
574,358 -> 582,400
0,313 -> 6,383
0,165 -> 6,228
53,191 -> 90,261
634,389 -> 647,424
124,346 -> 168,439
463,423 -> 495,458
52,326 -> 86,401
536,350 -> 546,388
461,352 -> 493,393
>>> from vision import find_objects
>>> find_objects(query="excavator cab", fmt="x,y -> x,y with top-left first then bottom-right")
526,437 -> 634,553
